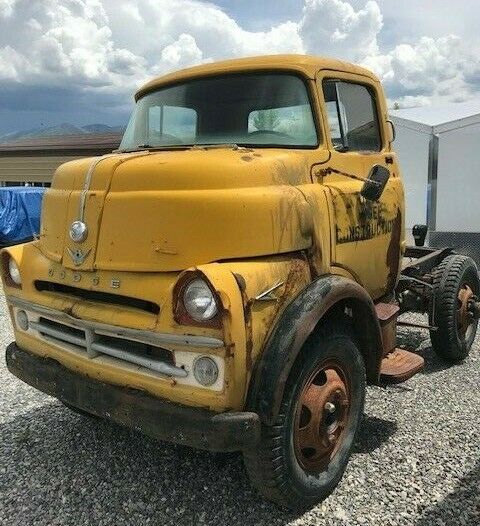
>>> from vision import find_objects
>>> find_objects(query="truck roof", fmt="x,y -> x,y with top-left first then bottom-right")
136,54 -> 378,100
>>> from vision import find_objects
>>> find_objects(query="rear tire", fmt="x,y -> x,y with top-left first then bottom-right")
429,254 -> 480,363
243,324 -> 365,510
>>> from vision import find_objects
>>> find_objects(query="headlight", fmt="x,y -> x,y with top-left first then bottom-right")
8,258 -> 21,286
183,278 -> 218,321
16,309 -> 29,331
193,356 -> 219,387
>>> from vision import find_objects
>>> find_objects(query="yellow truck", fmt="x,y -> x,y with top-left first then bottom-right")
2,55 -> 480,509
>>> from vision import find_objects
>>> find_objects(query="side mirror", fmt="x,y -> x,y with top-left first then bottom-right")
361,165 -> 390,201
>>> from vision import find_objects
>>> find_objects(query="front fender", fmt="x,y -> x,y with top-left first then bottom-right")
247,274 -> 383,425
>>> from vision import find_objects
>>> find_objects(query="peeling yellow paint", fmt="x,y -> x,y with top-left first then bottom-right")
1,55 -> 405,412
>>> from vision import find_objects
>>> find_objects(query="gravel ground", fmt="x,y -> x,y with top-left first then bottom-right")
0,287 -> 479,526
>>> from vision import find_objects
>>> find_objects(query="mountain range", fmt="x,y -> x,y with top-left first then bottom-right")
0,123 -> 125,143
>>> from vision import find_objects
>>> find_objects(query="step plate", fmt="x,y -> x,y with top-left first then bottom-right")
380,349 -> 425,384
375,302 -> 400,356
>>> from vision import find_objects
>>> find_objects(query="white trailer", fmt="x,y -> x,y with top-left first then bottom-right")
391,101 -> 480,263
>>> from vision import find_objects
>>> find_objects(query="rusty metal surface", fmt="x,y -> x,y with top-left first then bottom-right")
293,360 -> 350,473
316,166 -> 370,183
397,246 -> 455,314
379,349 -> 425,384
403,246 -> 439,259
458,284 -> 475,336
375,302 -> 400,322
386,211 -> 403,292
375,302 -> 400,356
247,274 -> 383,425
470,300 -> 480,320
397,320 -> 438,331
6,342 -> 260,452
401,247 -> 452,276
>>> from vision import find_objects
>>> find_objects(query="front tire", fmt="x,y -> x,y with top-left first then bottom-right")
429,254 -> 480,363
243,324 -> 366,510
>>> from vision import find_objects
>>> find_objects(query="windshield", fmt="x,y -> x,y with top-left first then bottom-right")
119,73 -> 318,150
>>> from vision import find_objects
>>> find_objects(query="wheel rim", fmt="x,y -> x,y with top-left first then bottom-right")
293,361 -> 351,473
457,283 -> 475,339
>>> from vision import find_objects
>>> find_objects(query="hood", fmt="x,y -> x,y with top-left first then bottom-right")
39,148 -> 314,272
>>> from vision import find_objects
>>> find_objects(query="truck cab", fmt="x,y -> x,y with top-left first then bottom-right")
2,55 -> 478,509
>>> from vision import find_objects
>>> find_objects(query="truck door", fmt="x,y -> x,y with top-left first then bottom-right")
317,72 -> 404,299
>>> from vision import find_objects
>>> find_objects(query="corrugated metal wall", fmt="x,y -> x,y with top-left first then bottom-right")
0,133 -> 122,186
0,155 -> 82,185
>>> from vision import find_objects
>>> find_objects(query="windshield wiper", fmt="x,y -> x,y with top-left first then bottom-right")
117,143 -> 246,154
115,144 -> 151,153
116,144 -> 192,153
189,143 -> 239,150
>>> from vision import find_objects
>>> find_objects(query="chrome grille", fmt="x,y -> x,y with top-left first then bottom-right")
29,316 -> 187,378
7,295 -> 226,392
7,295 -> 226,390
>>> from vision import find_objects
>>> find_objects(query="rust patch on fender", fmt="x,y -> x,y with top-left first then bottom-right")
386,210 -> 402,292
269,255 -> 311,331
233,273 -> 253,371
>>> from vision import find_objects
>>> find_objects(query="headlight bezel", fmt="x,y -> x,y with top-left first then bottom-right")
173,272 -> 222,327
1,252 -> 22,288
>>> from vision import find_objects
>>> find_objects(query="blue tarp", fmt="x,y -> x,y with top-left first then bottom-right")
0,186 -> 46,245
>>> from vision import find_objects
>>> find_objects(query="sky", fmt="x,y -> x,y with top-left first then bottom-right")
0,0 -> 479,134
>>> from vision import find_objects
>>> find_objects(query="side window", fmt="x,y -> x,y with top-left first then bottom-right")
323,80 -> 381,152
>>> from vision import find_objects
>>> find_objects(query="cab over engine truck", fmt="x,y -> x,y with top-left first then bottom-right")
2,55 -> 480,509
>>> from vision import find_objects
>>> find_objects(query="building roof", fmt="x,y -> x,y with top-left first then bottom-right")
0,133 -> 122,156
136,54 -> 378,100
391,99 -> 480,134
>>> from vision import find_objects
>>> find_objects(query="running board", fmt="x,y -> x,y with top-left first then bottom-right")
380,349 -> 425,384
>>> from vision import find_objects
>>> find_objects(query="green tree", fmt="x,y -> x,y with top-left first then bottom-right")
253,109 -> 280,131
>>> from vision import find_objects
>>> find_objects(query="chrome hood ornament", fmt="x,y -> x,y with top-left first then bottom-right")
67,247 -> 91,266
70,220 -> 88,243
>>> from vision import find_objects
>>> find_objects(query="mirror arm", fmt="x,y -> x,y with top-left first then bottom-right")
317,166 -> 370,184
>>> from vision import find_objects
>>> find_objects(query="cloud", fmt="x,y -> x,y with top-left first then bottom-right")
299,0 -> 383,62
296,0 -> 479,107
0,0 -> 478,124
372,35 -> 474,103
0,0 -> 303,95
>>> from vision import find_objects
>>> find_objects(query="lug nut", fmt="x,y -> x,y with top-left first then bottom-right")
325,402 -> 336,414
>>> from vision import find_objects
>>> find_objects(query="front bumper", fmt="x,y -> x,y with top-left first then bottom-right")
6,343 -> 260,452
